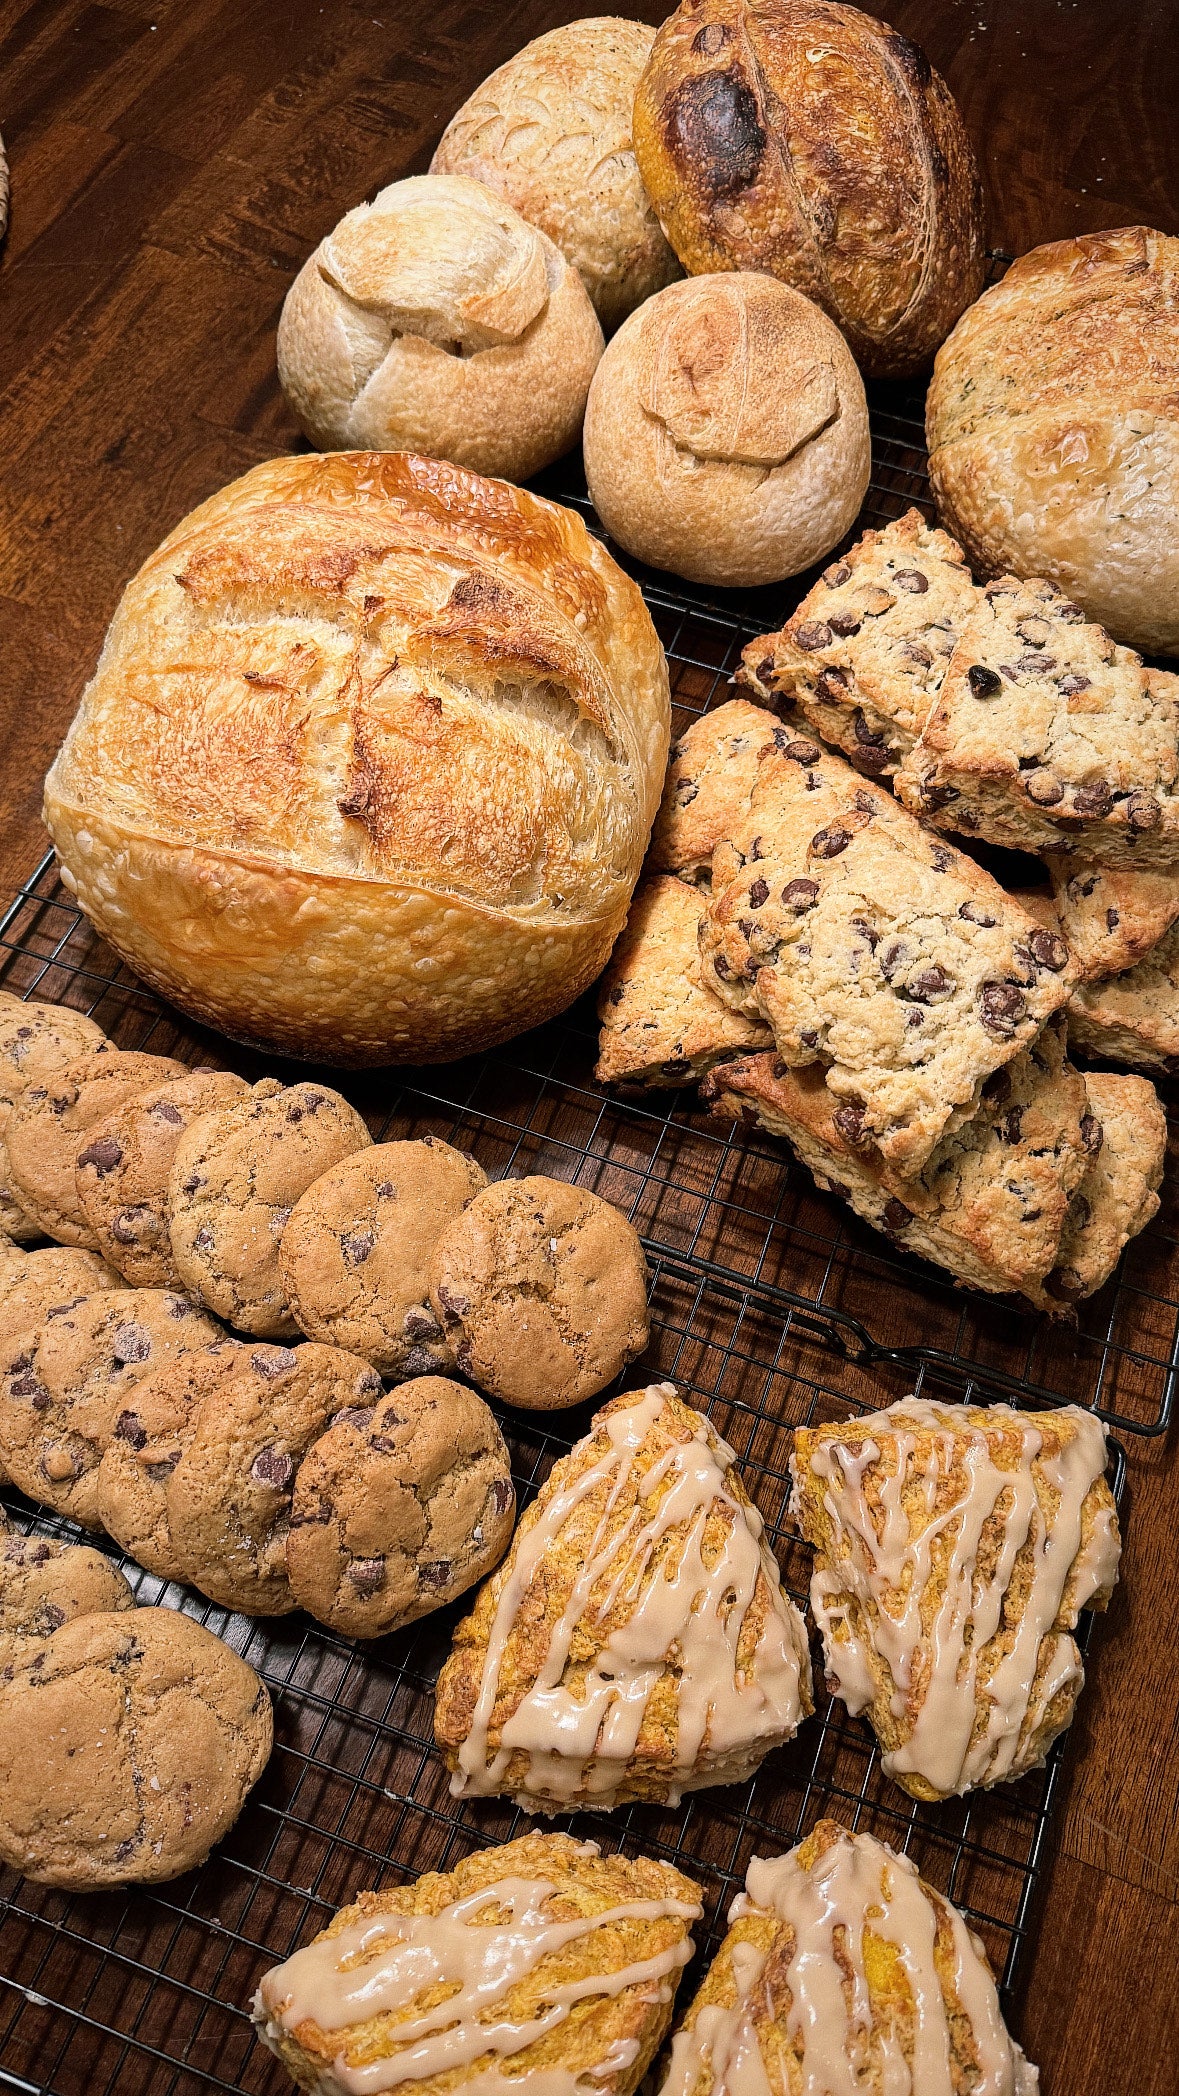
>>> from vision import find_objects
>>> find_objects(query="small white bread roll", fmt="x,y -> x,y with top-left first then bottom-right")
583,273 -> 870,588
431,17 -> 681,331
277,173 -> 604,482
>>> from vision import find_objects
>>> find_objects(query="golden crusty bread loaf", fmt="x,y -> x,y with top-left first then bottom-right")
583,273 -> 869,587
277,173 -> 603,481
431,18 -> 681,331
633,0 -> 984,378
43,451 -> 670,1067
927,226 -> 1179,654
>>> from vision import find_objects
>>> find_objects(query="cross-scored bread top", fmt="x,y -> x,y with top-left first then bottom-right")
791,1396 -> 1120,1800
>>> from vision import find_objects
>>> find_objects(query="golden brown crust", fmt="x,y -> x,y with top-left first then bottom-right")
595,875 -> 772,1088
44,452 -> 669,1067
431,20 -> 682,331
253,1833 -> 700,2096
927,226 -> 1179,652
633,0 -> 984,377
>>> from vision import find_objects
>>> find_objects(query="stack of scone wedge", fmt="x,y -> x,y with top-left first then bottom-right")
596,510 -> 1171,1312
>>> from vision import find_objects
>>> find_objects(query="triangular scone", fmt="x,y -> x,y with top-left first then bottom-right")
701,1016 -> 1088,1306
435,1383 -> 813,1812
791,1398 -> 1120,1801
596,876 -> 772,1087
738,509 -> 979,777
1015,886 -> 1179,1075
648,700 -> 777,882
897,574 -> 1179,863
254,1832 -> 702,2096
702,740 -> 1077,1175
1027,1072 -> 1166,1310
661,1820 -> 1038,2096
1049,860 -> 1179,980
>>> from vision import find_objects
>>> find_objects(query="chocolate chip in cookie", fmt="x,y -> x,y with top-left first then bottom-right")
279,1139 -> 487,1376
428,1175 -> 650,1409
6,1050 -> 187,1249
76,1069 -> 249,1288
285,1378 -> 515,1637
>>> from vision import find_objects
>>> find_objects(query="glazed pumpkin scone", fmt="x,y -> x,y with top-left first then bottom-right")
253,1832 -> 702,2096
648,699 -> 776,882
435,1384 -> 812,1812
738,509 -> 979,778
702,737 -> 1076,1175
660,1819 -> 1038,2096
595,876 -> 771,1089
701,1015 -> 1090,1307
896,573 -> 1179,863
791,1398 -> 1120,1801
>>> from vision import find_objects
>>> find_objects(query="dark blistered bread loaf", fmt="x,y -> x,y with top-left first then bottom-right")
43,452 -> 670,1067
633,0 -> 984,378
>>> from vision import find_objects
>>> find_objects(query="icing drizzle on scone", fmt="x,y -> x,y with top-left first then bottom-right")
798,1398 -> 1119,1797
452,1384 -> 811,1809
661,1825 -> 1038,2096
258,1856 -> 700,2096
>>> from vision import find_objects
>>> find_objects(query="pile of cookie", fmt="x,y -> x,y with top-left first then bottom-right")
596,511 -> 1171,1311
0,993 -> 652,1641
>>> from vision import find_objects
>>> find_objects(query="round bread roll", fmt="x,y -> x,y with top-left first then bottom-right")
633,0 -> 984,379
430,17 -> 681,332
43,451 -> 670,1067
583,273 -> 870,587
277,172 -> 603,481
928,226 -> 1179,655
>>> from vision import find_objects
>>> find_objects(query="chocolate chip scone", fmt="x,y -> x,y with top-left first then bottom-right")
0,1607 -> 272,1888
76,1069 -> 249,1288
429,1175 -> 650,1409
1028,1071 -> 1167,1310
93,1340 -> 246,1580
0,998 -> 108,1241
0,1289 -> 222,1527
167,1342 -> 383,1613
0,1535 -> 134,1670
1049,862 -> 1179,982
1066,919 -> 1179,1072
285,1378 -> 515,1637
168,1082 -> 371,1337
739,510 -> 978,777
595,875 -> 771,1088
6,1049 -> 186,1248
702,748 -> 1076,1175
647,699 -> 775,881
897,574 -> 1179,862
0,1246 -> 127,1356
278,1139 -> 486,1376
702,1015 -> 1089,1306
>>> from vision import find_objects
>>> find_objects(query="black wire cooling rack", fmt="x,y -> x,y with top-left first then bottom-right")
0,327 -> 1154,2094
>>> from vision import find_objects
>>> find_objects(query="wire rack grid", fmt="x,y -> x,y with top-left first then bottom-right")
0,288 -> 1155,2094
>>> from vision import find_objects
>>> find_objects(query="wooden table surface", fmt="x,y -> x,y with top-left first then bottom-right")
1,2 -> 1177,2090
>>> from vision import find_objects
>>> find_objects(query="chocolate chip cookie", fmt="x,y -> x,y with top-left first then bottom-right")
285,1378 -> 515,1638
168,1082 -> 372,1338
76,1069 -> 249,1288
0,1534 -> 135,1670
167,1342 -> 383,1613
0,1246 -> 127,1356
94,1340 -> 246,1580
6,1049 -> 186,1247
279,1139 -> 487,1376
428,1175 -> 650,1409
0,998 -> 108,1241
0,1607 -> 272,1888
0,1289 -> 222,1528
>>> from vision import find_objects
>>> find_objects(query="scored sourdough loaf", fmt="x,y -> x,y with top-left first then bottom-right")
43,452 -> 669,1066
